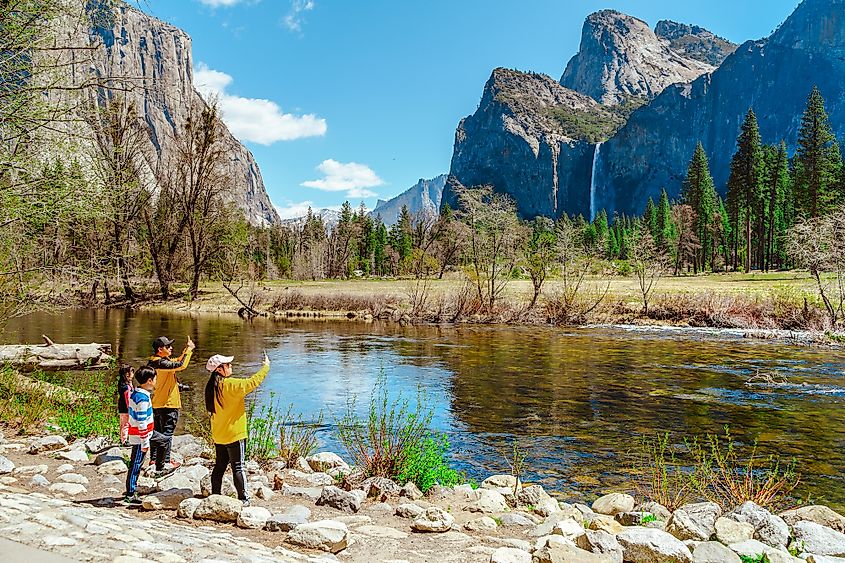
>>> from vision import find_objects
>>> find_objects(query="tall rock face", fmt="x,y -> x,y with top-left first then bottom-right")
371,175 -> 447,226
75,2 -> 279,225
559,10 -> 720,106
442,68 -> 615,219
655,20 -> 737,66
597,0 -> 845,216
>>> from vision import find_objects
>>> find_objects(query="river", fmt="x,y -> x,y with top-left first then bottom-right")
4,309 -> 844,507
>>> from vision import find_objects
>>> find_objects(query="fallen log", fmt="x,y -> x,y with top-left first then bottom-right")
0,335 -> 113,371
1,370 -> 93,404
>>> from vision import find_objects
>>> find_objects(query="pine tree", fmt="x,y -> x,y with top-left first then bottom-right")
726,108 -> 763,272
373,218 -> 388,275
762,142 -> 791,271
795,86 -> 841,218
681,142 -> 717,272
655,188 -> 673,251
644,197 -> 657,241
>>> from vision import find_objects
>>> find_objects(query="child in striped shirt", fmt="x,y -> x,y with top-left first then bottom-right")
123,366 -> 174,505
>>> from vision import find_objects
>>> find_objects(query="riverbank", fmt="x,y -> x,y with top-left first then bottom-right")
119,272 -> 844,345
1,430 -> 845,562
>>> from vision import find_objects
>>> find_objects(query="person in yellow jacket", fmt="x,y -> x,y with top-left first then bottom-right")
204,351 -> 270,505
147,335 -> 195,470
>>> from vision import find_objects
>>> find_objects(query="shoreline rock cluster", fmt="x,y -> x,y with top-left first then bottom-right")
1,430 -> 844,562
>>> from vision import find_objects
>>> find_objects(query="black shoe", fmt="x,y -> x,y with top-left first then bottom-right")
241,499 -> 250,507
154,466 -> 177,479
122,494 -> 142,505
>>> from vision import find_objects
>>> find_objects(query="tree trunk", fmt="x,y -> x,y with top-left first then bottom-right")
0,336 -> 113,371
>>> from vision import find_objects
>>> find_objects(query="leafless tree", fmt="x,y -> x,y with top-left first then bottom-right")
629,229 -> 668,316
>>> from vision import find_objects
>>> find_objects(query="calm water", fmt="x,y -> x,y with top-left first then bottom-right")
4,309 -> 845,506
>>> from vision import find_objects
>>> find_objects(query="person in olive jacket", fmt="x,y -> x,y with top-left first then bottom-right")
204,351 -> 270,505
147,335 -> 195,470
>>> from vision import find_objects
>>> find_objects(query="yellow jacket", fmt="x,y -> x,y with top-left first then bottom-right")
149,349 -> 193,409
211,364 -> 270,445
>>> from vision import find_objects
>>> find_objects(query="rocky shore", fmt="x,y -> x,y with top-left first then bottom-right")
1,431 -> 844,562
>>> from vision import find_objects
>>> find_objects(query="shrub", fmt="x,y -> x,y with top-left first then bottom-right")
396,433 -> 465,493
246,395 -> 323,465
246,397 -> 282,462
279,405 -> 323,467
633,433 -> 697,511
337,377 -> 434,479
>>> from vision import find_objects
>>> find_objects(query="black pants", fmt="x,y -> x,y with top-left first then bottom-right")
125,431 -> 170,495
212,440 -> 248,501
150,408 -> 178,465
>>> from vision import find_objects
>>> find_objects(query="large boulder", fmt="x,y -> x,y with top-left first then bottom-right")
93,448 -> 123,465
553,518 -> 588,542
617,527 -> 694,563
361,477 -> 401,500
141,488 -> 193,510
577,530 -> 624,563
193,494 -> 243,522
265,505 -> 311,532
517,484 -> 551,507
176,498 -> 202,519
483,475 -> 519,490
316,486 -> 365,513
286,520 -> 349,553
588,515 -> 625,535
467,489 -> 508,513
637,502 -> 672,521
692,541 -> 742,563
666,502 -> 722,541
781,506 -> 845,533
592,493 -> 635,516
237,506 -> 272,529
305,452 -> 349,473
396,503 -> 425,519
499,513 -> 537,528
96,460 -> 128,476
534,496 -> 562,517
412,506 -> 454,532
464,516 -> 498,531
715,517 -> 754,544
533,544 -> 615,563
29,435 -> 67,453
400,481 -> 424,500
791,521 -> 845,557
726,501 -> 789,548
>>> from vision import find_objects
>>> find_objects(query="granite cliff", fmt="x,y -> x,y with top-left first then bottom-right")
67,1 -> 279,225
596,0 -> 845,215
371,175 -> 447,226
445,0 -> 843,220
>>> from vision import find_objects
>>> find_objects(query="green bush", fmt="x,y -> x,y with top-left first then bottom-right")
396,433 -> 465,493
247,395 -> 323,464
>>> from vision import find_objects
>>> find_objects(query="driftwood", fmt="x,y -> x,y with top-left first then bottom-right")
0,335 -> 114,371
3,371 -> 93,404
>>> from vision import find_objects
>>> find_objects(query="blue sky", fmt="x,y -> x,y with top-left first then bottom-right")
141,0 -> 801,219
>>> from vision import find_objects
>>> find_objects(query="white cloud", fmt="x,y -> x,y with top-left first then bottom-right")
275,201 -> 316,220
198,0 -> 245,7
193,63 -> 326,144
302,159 -> 384,199
283,0 -> 315,32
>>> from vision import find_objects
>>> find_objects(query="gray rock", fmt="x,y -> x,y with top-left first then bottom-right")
265,505 -> 311,532
0,456 -> 12,476
176,497 -> 202,519
282,484 -> 323,501
193,494 -> 243,522
84,437 -> 110,453
781,506 -> 845,533
617,527 -> 694,563
592,493 -> 635,516
13,464 -> 48,475
616,511 -> 653,526
426,484 -> 455,500
57,450 -> 88,462
726,501 -> 789,548
467,489 -> 508,513
533,544 -> 613,563
534,497 -> 562,517
237,506 -> 272,529
55,463 -> 73,474
254,485 -> 274,500
396,503 -> 425,519
29,474 -> 50,487
157,472 -> 201,496
96,460 -> 127,476
637,501 -> 672,521
807,557 -> 845,563
553,518 -> 588,542
57,473 -> 88,485
792,521 -> 845,557
715,517 -> 754,545
667,502 -> 722,541
490,547 -> 532,563
136,476 -> 157,495
93,448 -> 123,465
286,520 -> 349,553
400,481 -> 423,500
141,488 -> 193,510
517,484 -> 550,507
577,530 -> 624,563
316,486 -> 365,513
692,541 -> 742,563
531,514 -> 583,538
464,516 -> 498,531
412,506 -> 454,532
29,435 -> 67,453
306,452 -> 349,473
499,513 -> 536,527
200,474 -> 237,498
48,482 -> 86,496
305,472 -> 334,486
727,539 -> 772,557
362,476 -> 401,500
482,475 -> 519,490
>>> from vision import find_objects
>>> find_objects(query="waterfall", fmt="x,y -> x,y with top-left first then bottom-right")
589,142 -> 602,221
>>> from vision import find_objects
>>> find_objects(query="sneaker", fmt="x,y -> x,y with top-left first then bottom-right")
154,466 -> 177,479
241,499 -> 250,507
122,494 -> 142,506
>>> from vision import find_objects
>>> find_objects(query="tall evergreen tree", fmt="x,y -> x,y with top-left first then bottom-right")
643,197 -> 657,241
726,108 -> 763,272
795,86 -> 841,218
655,188 -> 673,252
681,142 -> 717,272
762,142 -> 791,271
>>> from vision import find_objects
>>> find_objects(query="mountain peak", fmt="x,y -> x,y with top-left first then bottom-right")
771,0 -> 845,55
560,10 -> 715,105
655,20 -> 737,66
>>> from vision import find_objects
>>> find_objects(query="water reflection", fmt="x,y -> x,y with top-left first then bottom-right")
4,310 -> 845,507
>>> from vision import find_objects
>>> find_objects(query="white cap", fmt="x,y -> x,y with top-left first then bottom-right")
206,354 -> 234,372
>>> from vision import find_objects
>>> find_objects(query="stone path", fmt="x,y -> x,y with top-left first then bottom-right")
0,491 -> 336,562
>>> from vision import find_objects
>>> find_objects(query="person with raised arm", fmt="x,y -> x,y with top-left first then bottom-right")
147,335 -> 195,471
